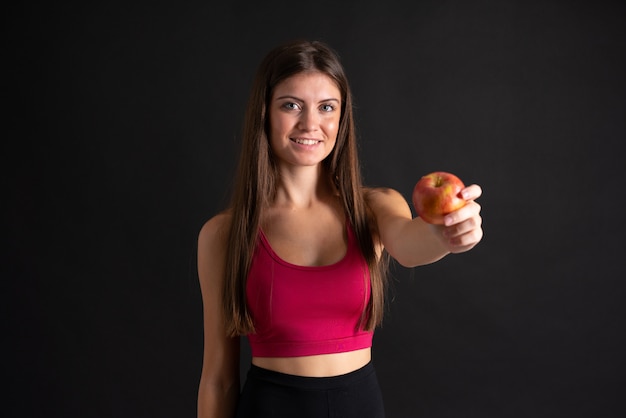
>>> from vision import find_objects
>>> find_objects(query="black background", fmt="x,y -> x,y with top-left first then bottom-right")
6,1 -> 625,417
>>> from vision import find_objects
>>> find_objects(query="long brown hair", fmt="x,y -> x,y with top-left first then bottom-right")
223,39 -> 388,336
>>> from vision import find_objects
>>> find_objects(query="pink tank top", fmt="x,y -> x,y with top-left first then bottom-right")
246,223 -> 373,357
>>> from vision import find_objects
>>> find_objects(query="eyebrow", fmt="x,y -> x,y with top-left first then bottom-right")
274,95 -> 340,103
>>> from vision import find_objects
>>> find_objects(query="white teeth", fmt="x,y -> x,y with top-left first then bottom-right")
293,138 -> 319,145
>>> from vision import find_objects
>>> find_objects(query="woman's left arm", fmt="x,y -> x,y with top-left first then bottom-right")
364,185 -> 483,268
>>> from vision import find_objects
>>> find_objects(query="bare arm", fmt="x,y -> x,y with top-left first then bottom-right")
197,214 -> 240,418
365,185 -> 483,268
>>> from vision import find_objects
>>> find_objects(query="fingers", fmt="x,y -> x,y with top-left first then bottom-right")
442,226 -> 483,252
443,218 -> 483,251
441,199 -> 483,252
460,184 -> 482,201
443,207 -> 482,235
444,200 -> 481,227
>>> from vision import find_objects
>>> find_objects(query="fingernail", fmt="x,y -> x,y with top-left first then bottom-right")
444,216 -> 453,226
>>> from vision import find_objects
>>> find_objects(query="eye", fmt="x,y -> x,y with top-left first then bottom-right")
320,103 -> 335,112
282,102 -> 301,111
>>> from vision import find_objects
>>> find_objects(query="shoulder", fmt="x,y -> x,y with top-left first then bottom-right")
198,210 -> 232,247
197,211 -> 232,281
362,186 -> 414,238
363,187 -> 410,213
363,186 -> 404,200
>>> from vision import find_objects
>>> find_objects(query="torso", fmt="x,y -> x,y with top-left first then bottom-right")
261,194 -> 347,267
253,193 -> 372,377
252,348 -> 372,377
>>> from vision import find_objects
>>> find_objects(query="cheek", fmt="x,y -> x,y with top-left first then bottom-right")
324,118 -> 340,140
268,113 -> 286,141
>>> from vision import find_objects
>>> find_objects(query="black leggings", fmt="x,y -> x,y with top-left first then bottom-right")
235,361 -> 386,418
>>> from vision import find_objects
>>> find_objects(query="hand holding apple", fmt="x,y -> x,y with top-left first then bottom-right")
412,171 -> 466,225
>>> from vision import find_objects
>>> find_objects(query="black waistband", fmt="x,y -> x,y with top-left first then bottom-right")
246,361 -> 376,390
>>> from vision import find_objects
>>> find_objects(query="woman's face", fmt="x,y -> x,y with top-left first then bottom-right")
268,71 -> 342,169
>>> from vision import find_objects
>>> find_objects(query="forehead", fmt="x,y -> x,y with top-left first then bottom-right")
272,71 -> 341,100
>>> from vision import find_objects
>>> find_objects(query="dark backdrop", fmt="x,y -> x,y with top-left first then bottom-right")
6,1 -> 625,417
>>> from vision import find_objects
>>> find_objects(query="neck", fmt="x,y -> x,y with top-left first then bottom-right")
274,165 -> 335,209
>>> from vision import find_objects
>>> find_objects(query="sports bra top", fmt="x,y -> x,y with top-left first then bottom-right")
246,222 -> 373,357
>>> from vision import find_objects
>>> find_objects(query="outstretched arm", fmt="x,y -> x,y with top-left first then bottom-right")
365,185 -> 483,268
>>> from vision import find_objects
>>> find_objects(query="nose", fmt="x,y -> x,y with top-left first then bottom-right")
297,108 -> 320,131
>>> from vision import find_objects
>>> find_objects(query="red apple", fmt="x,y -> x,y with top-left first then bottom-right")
412,171 -> 466,224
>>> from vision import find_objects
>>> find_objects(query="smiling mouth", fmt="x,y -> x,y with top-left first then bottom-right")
291,138 -> 321,145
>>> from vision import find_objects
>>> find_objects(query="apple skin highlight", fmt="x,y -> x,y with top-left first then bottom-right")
412,171 -> 466,225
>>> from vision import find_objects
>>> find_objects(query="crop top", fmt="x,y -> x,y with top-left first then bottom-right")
246,223 -> 373,357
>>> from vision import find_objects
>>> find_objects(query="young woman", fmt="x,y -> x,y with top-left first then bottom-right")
197,39 -> 483,418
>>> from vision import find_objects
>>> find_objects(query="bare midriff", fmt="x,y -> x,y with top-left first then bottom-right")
251,347 -> 372,377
